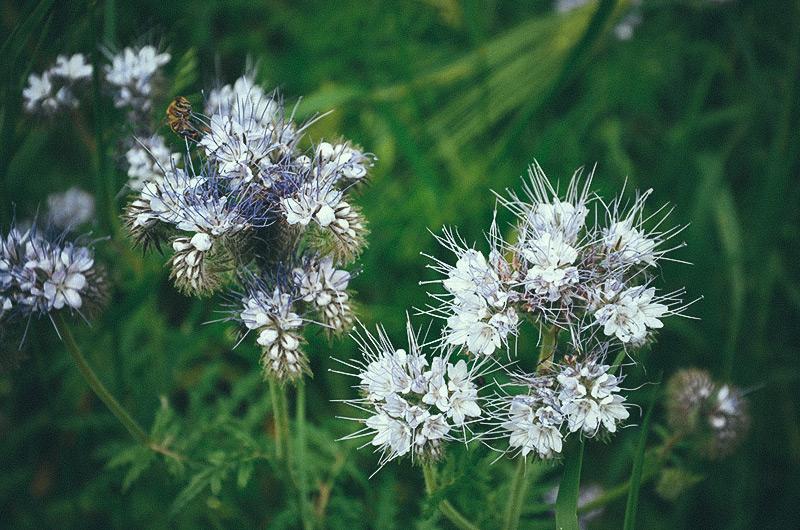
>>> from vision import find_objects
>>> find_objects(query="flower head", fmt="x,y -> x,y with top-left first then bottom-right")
665,368 -> 750,458
338,319 -> 483,470
47,187 -> 95,231
0,221 -> 107,343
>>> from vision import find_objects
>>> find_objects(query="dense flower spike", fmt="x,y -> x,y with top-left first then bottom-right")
238,278 -> 307,380
123,73 -> 372,380
337,319 -> 483,470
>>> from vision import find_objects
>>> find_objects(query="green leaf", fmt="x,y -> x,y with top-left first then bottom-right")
170,468 -> 215,517
555,441 -> 584,530
623,375 -> 661,530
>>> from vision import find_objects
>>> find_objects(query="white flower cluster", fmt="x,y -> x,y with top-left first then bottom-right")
427,163 -> 687,355
23,54 -> 93,114
123,74 -> 372,380
46,187 -> 95,231
125,134 -> 182,191
487,356 -> 629,459
0,222 -> 105,324
240,283 -> 306,379
428,240 -> 519,357
340,320 -> 482,469
341,163 -> 689,470
293,256 -> 354,335
104,45 -> 170,112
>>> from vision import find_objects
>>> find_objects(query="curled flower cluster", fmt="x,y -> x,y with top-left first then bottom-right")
0,222 -> 106,325
426,163 -> 688,357
486,355 -> 629,459
338,320 -> 483,469
124,74 -> 372,381
23,54 -> 93,114
665,368 -> 750,458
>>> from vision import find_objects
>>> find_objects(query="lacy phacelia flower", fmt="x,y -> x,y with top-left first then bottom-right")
104,45 -> 170,112
426,162 -> 688,356
292,256 -> 354,336
338,320 -> 482,470
492,383 -> 565,459
239,280 -> 306,380
425,230 -> 519,357
124,74 -> 372,378
23,54 -> 93,114
665,368 -> 750,458
125,134 -> 181,190
592,286 -> 670,346
0,222 -> 106,326
556,357 -> 629,437
47,187 -> 95,231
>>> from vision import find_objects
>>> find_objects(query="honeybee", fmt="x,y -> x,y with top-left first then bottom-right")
165,96 -> 205,141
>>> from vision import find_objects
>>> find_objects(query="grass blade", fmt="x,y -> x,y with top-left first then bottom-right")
622,374 -> 661,530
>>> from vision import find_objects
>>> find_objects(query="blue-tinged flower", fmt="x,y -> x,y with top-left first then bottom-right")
47,187 -> 95,231
0,221 -> 107,345
556,356 -> 629,437
234,274 -> 308,381
337,319 -> 484,471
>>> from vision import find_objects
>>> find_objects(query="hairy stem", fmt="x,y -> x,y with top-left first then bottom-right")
53,312 -> 149,445
502,457 -> 529,530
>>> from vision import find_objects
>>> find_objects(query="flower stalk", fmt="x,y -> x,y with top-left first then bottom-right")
53,311 -> 150,445
422,463 -> 480,530
502,457 -> 529,530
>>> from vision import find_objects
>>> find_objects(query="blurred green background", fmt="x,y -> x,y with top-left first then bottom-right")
1,0 -> 799,528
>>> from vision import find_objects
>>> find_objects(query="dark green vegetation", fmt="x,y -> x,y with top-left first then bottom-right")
1,0 -> 798,528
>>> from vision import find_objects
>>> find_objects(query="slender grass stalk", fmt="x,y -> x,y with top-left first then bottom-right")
422,463 -> 480,530
502,457 -> 529,530
52,311 -> 149,445
623,376 -> 660,530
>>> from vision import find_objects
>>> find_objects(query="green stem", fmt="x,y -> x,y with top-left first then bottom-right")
555,441 -> 584,530
294,381 -> 313,530
502,457 -> 529,530
537,324 -> 559,369
422,464 -> 481,530
268,379 -> 286,461
576,431 -> 682,516
53,312 -> 149,445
